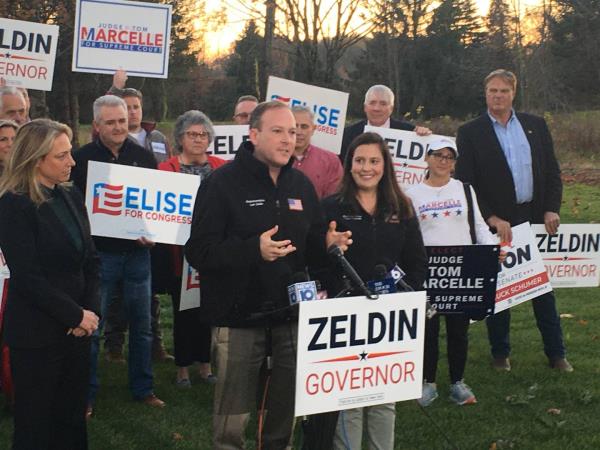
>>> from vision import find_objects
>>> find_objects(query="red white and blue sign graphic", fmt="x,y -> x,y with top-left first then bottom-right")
93,183 -> 124,216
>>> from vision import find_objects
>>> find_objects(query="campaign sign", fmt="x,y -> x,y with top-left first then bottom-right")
206,125 -> 249,160
266,76 -> 348,154
72,0 -> 172,78
85,161 -> 200,245
295,291 -> 426,416
0,249 -> 9,323
364,126 -> 454,187
495,223 -> 552,314
0,18 -> 59,90
179,257 -> 200,311
364,127 -> 454,188
532,224 -> 600,288
424,245 -> 499,319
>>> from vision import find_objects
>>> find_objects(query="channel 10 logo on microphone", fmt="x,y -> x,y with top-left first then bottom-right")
288,281 -> 317,305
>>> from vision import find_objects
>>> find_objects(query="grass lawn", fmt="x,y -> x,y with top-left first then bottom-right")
0,183 -> 598,449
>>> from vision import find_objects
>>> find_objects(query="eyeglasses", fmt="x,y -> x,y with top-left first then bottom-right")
430,152 -> 456,162
185,131 -> 209,140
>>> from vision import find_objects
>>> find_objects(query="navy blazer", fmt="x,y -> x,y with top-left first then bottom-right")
0,185 -> 100,348
340,117 -> 415,164
455,112 -> 562,225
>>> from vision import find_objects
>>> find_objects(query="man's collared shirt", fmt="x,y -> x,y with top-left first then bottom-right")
292,144 -> 343,199
488,110 -> 533,204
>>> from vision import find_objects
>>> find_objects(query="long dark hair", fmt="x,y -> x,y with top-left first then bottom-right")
338,132 -> 413,219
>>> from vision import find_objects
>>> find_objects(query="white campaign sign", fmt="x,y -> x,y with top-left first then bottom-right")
494,223 -> 553,314
85,161 -> 200,245
266,76 -> 348,155
295,292 -> 426,416
0,248 -> 10,317
0,18 -> 59,90
364,127 -> 455,188
206,125 -> 249,160
532,223 -> 600,288
179,257 -> 200,311
72,0 -> 172,78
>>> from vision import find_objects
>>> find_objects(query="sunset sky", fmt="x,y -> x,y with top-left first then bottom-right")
201,0 -> 542,59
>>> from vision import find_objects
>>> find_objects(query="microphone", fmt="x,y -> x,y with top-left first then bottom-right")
327,245 -> 376,299
287,272 -> 318,305
381,258 -> 437,319
387,264 -> 415,293
367,264 -> 398,295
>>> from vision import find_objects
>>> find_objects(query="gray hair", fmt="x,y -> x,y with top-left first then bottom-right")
93,95 -> 127,122
235,95 -> 259,106
0,119 -> 19,131
364,85 -> 395,107
291,105 -> 315,122
0,87 -> 25,111
174,110 -> 215,152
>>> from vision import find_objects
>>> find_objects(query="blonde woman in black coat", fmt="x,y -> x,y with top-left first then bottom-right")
0,119 -> 100,450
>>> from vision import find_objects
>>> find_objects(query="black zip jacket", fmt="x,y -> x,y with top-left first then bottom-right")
321,194 -> 427,295
185,141 -> 327,327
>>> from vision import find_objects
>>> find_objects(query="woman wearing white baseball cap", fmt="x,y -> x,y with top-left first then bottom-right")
406,137 -> 499,407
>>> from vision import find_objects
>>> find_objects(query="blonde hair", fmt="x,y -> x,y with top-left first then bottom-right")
0,118 -> 72,205
484,69 -> 517,92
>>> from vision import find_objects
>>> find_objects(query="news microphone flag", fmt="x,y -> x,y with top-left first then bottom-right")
367,278 -> 398,295
288,281 -> 318,305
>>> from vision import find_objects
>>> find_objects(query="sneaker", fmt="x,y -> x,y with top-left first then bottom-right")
199,374 -> 218,385
417,382 -> 438,407
175,378 -> 191,389
449,380 -> 477,405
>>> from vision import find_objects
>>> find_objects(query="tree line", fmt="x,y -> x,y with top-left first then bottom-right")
2,0 -> 599,146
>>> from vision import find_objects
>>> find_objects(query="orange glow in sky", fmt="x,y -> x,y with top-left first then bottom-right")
201,0 -> 542,59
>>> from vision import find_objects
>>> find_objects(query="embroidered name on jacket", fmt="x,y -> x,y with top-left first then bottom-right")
245,199 -> 266,207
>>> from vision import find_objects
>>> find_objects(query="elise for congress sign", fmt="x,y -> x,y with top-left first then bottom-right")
0,18 -> 59,90
72,0 -> 172,78
179,257 -> 200,311
364,127 -> 454,188
295,292 -> 426,416
266,76 -> 348,155
85,161 -> 199,245
206,125 -> 249,160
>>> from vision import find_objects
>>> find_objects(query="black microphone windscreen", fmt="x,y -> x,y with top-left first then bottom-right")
290,272 -> 309,284
327,245 -> 343,257
378,257 -> 394,271
374,264 -> 388,280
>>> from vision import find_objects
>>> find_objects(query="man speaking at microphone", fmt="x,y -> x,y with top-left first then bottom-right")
185,100 -> 351,450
